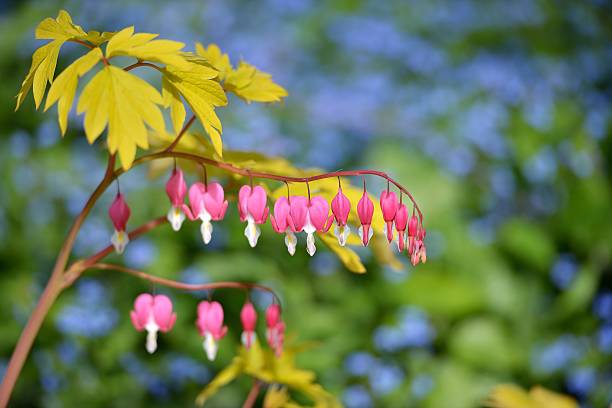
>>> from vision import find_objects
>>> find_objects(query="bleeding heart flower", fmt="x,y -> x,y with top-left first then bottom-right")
240,302 -> 258,349
196,301 -> 228,361
357,191 -> 374,246
394,203 -> 408,252
165,169 -> 187,231
380,190 -> 398,243
331,187 -> 351,246
271,196 -> 298,255
109,193 -> 131,254
238,185 -> 269,248
265,304 -> 285,357
130,293 -> 177,354
288,196 -> 333,256
183,182 -> 228,244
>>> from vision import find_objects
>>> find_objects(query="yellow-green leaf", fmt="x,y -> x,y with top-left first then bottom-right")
35,9 -> 86,40
83,30 -> 115,46
162,77 -> 186,134
485,384 -> 578,408
163,61 -> 228,156
44,47 -> 102,135
195,42 -> 232,80
225,61 -> 288,103
77,65 -> 165,169
16,39 -> 64,110
106,26 -> 187,68
195,355 -> 244,406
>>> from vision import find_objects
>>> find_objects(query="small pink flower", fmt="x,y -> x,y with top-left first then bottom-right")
265,304 -> 285,357
238,185 -> 269,247
357,191 -> 374,246
394,203 -> 408,252
109,193 -> 131,253
331,187 -> 351,246
287,196 -> 333,256
410,227 -> 427,265
408,215 -> 419,237
240,302 -> 258,349
183,182 -> 228,244
130,293 -> 177,354
197,301 -> 228,361
271,196 -> 298,255
380,190 -> 398,243
165,169 -> 187,231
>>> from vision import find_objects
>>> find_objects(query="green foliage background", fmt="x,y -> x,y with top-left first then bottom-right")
0,1 -> 611,407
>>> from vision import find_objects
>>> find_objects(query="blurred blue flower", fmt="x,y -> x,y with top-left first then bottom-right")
56,280 -> 118,337
344,352 -> 377,377
550,254 -> 578,290
36,120 -> 59,148
374,307 -> 434,352
124,239 -> 157,269
166,354 -> 210,386
343,384 -> 372,408
593,292 -> 612,321
369,363 -> 404,396
8,130 -> 31,159
566,367 -> 596,397
57,340 -> 82,365
310,252 -> 339,276
597,325 -> 612,354
411,374 -> 434,399
532,335 -> 585,373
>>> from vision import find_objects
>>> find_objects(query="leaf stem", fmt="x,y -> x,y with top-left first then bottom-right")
242,380 -> 261,408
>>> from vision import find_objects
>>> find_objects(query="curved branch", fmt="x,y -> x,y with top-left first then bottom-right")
124,61 -> 163,73
165,115 -> 196,152
86,263 -> 280,302
115,151 -> 425,222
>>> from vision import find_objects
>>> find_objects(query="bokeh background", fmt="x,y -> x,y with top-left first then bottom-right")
1,0 -> 611,407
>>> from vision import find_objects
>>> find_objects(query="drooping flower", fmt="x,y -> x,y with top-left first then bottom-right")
109,193 -> 131,254
357,190 -> 374,246
240,302 -> 258,349
265,304 -> 285,357
165,168 -> 187,231
380,190 -> 398,243
331,187 -> 351,246
183,182 -> 228,244
409,224 -> 427,266
395,203 -> 408,252
407,214 -> 419,255
270,196 -> 298,255
130,293 -> 177,354
196,301 -> 228,361
238,185 -> 269,247
288,196 -> 333,256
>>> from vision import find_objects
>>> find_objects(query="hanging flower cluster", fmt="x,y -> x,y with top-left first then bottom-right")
130,294 -> 284,360
108,167 -> 427,265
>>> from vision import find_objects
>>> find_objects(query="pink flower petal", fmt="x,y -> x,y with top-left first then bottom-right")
152,294 -> 176,332
131,293 -> 153,330
165,169 -> 187,207
248,186 -> 269,224
331,187 -> 351,226
308,196 -> 330,231
240,302 -> 257,332
109,193 -> 131,231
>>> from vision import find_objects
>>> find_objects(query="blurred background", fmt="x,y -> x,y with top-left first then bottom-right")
1,0 -> 611,407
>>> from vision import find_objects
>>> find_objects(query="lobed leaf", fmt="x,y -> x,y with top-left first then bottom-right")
35,9 -> 87,40
162,60 -> 227,156
195,43 -> 232,80
44,47 -> 103,135
225,61 -> 288,103
77,65 -> 165,169
106,26 -> 188,68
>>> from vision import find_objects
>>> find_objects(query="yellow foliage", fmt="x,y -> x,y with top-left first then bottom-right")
77,66 -> 165,169
106,26 -> 187,68
196,341 -> 340,407
162,58 -> 227,156
195,42 -> 287,103
485,384 -> 578,408
44,48 -> 103,135
16,10 -> 93,110
225,61 -> 288,103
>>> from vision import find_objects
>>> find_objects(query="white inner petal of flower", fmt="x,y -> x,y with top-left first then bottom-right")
334,224 -> 351,246
111,230 -> 129,254
358,226 -> 373,246
284,229 -> 297,256
306,233 -> 316,256
244,215 -> 261,247
203,332 -> 218,361
167,206 -> 186,232
144,315 -> 159,354
241,331 -> 257,348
